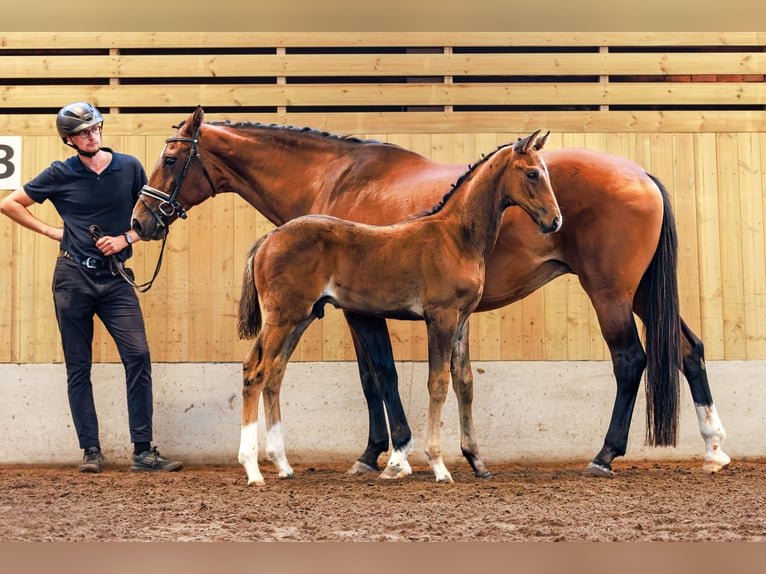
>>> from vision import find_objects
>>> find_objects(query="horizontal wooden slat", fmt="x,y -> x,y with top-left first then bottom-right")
2,32 -> 766,49
3,52 -> 765,79
2,110 -> 766,136
2,82 -> 765,108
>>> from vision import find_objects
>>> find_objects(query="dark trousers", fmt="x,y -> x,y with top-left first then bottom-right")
52,257 -> 153,450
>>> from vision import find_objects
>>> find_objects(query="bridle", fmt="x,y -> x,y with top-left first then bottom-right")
139,127 -> 217,229
120,127 -> 217,292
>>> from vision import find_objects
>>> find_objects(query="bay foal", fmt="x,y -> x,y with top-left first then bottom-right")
236,131 -> 561,485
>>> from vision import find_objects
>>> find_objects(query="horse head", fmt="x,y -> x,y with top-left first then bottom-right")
505,130 -> 561,234
131,106 -> 216,240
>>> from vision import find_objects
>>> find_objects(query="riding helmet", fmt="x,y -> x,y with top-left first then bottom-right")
56,102 -> 104,142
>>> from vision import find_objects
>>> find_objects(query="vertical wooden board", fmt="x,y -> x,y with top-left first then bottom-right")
672,133 -> 702,334
559,133 -> 590,360
542,277 -> 569,361
0,193 -> 13,362
521,288 -> 545,360
186,199 -> 214,361
210,193 -> 238,360
32,199 -> 60,362
694,133 -> 725,359
716,133 -> 746,359
738,133 -> 766,358
628,133 -> 653,173
605,132 -> 630,159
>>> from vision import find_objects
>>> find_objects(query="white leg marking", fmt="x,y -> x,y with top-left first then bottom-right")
427,456 -> 454,484
238,422 -> 264,486
379,438 -> 414,479
266,422 -> 294,478
695,404 -> 731,473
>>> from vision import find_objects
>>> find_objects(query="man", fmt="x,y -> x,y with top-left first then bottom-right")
0,102 -> 182,474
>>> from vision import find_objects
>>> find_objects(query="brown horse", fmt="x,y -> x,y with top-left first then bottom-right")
132,106 -> 730,479
235,132 -> 561,485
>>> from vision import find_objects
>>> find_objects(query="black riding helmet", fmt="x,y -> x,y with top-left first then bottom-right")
56,102 -> 104,156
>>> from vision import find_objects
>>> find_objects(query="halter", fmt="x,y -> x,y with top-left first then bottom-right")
139,127 -> 217,229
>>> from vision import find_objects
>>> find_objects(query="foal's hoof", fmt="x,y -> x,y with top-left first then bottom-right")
347,460 -> 379,475
379,464 -> 411,480
582,461 -> 614,478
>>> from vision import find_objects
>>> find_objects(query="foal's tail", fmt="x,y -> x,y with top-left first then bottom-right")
237,237 -> 267,340
642,174 -> 681,447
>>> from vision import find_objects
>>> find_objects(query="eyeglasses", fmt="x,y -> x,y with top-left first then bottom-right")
72,125 -> 102,139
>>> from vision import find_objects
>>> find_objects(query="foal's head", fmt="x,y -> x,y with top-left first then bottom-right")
131,106 -> 216,240
502,130 -> 561,234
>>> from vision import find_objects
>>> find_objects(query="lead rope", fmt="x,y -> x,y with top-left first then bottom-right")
89,224 -> 167,293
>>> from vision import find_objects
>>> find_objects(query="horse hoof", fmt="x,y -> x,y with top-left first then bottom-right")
278,472 -> 295,480
246,477 -> 266,487
582,461 -> 614,478
379,464 -> 411,480
347,460 -> 379,475
436,475 -> 454,484
702,459 -> 730,474
475,470 -> 492,479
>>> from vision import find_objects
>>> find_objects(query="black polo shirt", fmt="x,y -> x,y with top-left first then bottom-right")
24,148 -> 147,264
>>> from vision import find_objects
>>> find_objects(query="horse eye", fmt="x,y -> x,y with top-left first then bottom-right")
526,171 -> 539,181
164,156 -> 177,166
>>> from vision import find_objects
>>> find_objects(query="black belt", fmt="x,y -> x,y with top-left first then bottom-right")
58,249 -> 110,270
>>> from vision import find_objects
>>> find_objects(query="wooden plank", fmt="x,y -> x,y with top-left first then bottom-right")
715,133 -> 747,359
693,133 -> 725,360
738,133 -> 766,358
4,52 -> 765,79
3,82 -> 766,109
2,32 -> 764,50
671,133 -> 702,337
3,111 -> 766,137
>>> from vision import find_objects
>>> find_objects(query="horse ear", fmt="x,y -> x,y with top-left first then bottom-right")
513,129 -> 542,153
534,130 -> 551,151
185,106 -> 205,135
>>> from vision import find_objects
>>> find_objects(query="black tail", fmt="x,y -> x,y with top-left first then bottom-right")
237,236 -> 267,340
643,174 -> 681,447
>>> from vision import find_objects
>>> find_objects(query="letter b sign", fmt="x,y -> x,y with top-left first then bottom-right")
0,137 -> 22,190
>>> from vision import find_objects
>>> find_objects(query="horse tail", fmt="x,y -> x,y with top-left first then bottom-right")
642,173 -> 681,447
237,236 -> 266,340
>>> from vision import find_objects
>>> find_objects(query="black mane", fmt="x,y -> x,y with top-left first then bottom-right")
416,144 -> 507,219
204,119 -> 385,145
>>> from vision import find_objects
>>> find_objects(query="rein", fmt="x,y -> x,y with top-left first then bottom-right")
89,224 -> 166,293
120,127 -> 217,292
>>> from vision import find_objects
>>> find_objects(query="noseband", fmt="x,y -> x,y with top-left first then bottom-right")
139,127 -> 217,229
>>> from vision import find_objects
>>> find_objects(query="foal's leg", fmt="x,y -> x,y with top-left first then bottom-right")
679,318 -> 730,473
584,302 -> 647,478
344,312 -> 413,478
423,312 -> 459,483
450,321 -> 491,478
239,323 -> 296,485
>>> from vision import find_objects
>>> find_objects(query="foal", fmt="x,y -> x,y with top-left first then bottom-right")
236,130 -> 561,485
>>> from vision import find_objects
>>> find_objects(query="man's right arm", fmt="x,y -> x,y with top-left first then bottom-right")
0,188 -> 63,242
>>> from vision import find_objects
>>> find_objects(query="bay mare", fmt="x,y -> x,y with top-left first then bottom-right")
235,131 -> 560,484
132,106 -> 730,478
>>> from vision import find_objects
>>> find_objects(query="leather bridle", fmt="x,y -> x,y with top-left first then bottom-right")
139,127 -> 217,230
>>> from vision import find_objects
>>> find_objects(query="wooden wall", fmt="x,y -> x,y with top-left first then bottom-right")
1,32 -> 765,363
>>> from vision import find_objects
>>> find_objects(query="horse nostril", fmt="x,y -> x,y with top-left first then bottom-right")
132,219 -> 142,236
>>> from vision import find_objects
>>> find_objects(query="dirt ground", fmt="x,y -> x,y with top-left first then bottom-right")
0,458 -> 764,542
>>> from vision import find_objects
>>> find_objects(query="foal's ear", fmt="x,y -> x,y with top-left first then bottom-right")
513,129 -> 542,153
534,131 -> 551,151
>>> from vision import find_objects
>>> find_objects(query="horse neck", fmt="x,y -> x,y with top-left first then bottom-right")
202,125 -> 356,226
436,153 -> 511,257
